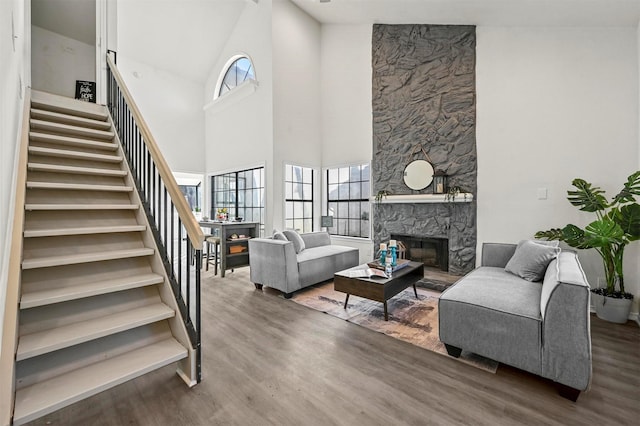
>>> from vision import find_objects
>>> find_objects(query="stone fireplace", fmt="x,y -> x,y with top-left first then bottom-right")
372,24 -> 477,276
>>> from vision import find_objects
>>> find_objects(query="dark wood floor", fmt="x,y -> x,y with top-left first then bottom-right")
26,268 -> 640,425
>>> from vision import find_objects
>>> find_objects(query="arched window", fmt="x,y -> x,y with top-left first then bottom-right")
218,56 -> 255,97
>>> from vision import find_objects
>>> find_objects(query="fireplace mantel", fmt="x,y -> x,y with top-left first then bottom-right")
372,193 -> 474,204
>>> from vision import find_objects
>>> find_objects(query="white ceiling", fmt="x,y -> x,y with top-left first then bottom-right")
29,0 -> 640,85
116,0 -> 246,83
290,0 -> 640,27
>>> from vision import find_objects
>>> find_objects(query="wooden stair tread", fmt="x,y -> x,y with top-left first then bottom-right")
17,303 -> 176,361
29,131 -> 118,150
27,162 -> 127,177
28,146 -> 122,163
30,91 -> 109,121
30,120 -> 115,140
25,204 -> 139,211
30,108 -> 111,130
24,225 -> 146,238
26,181 -> 133,192
12,338 -> 187,425
22,248 -> 155,270
20,273 -> 164,309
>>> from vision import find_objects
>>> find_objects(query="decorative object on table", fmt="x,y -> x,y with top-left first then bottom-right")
389,239 -> 398,266
403,144 -> 434,190
432,169 -> 448,194
216,208 -> 228,221
379,243 -> 387,265
535,171 -> 640,324
367,258 -> 411,273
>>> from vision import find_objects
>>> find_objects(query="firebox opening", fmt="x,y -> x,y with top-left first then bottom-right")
390,234 -> 448,272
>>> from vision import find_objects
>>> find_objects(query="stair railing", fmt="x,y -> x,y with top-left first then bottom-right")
106,54 -> 205,383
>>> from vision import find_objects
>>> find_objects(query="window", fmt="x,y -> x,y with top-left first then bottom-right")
211,167 -> 265,236
179,184 -> 200,212
218,56 -> 255,97
285,165 -> 313,233
326,164 -> 370,238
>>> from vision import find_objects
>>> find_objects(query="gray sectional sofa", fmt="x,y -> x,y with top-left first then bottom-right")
248,231 -> 359,298
439,242 -> 592,401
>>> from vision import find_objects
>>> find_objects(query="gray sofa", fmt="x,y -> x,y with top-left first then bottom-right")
439,242 -> 592,401
249,231 -> 359,298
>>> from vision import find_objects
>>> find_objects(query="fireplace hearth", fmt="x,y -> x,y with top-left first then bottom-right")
391,234 -> 448,272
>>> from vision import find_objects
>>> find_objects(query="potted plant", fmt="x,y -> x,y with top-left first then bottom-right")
535,171 -> 640,323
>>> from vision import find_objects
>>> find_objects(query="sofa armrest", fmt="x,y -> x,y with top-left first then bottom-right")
540,252 -> 592,390
481,243 -> 517,268
248,238 -> 300,293
300,231 -> 331,249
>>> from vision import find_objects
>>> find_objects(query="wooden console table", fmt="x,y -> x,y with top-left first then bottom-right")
199,221 -> 260,277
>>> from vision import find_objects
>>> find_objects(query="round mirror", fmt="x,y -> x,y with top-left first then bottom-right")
403,159 -> 434,190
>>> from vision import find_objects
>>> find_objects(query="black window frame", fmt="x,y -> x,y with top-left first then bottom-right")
211,166 -> 265,236
326,164 -> 371,239
284,164 -> 314,233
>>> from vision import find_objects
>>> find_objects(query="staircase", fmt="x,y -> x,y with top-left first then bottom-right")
12,91 -> 193,425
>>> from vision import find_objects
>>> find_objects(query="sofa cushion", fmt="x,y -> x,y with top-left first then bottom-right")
439,267 -> 543,374
273,231 -> 287,241
283,230 -> 306,253
297,245 -> 359,287
505,239 -> 560,282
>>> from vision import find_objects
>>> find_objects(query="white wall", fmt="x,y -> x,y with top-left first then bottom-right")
321,24 -> 373,169
320,24 -> 375,260
476,26 -> 640,315
116,56 -> 206,174
31,25 -> 95,99
0,0 -> 29,360
204,0 -> 274,228
272,0 -> 322,230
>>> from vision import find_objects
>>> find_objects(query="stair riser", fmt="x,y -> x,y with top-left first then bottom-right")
31,109 -> 111,130
21,257 -> 155,297
29,133 -> 118,151
23,232 -> 150,260
27,154 -> 125,172
30,120 -> 115,141
26,188 -> 134,206
27,171 -> 126,188
28,146 -> 122,163
25,210 -> 141,231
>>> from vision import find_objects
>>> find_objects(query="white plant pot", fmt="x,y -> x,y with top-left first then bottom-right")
592,293 -> 633,324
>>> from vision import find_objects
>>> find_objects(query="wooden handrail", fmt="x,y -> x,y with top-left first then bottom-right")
106,56 -> 204,248
0,88 -> 31,426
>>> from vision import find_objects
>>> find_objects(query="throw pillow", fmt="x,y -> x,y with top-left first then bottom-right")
273,230 -> 287,241
505,239 -> 560,282
283,230 -> 306,254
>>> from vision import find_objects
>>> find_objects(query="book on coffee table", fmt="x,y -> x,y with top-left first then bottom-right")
367,258 -> 411,272
345,268 -> 388,279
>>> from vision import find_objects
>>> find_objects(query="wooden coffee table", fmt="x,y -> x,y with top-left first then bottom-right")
334,261 -> 424,321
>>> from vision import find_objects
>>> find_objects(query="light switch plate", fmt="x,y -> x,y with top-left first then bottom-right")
537,188 -> 548,200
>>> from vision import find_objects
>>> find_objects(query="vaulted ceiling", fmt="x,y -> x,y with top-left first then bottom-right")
29,0 -> 640,84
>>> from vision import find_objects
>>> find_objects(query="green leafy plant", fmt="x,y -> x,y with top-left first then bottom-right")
535,171 -> 640,298
445,185 -> 468,202
374,190 -> 391,203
